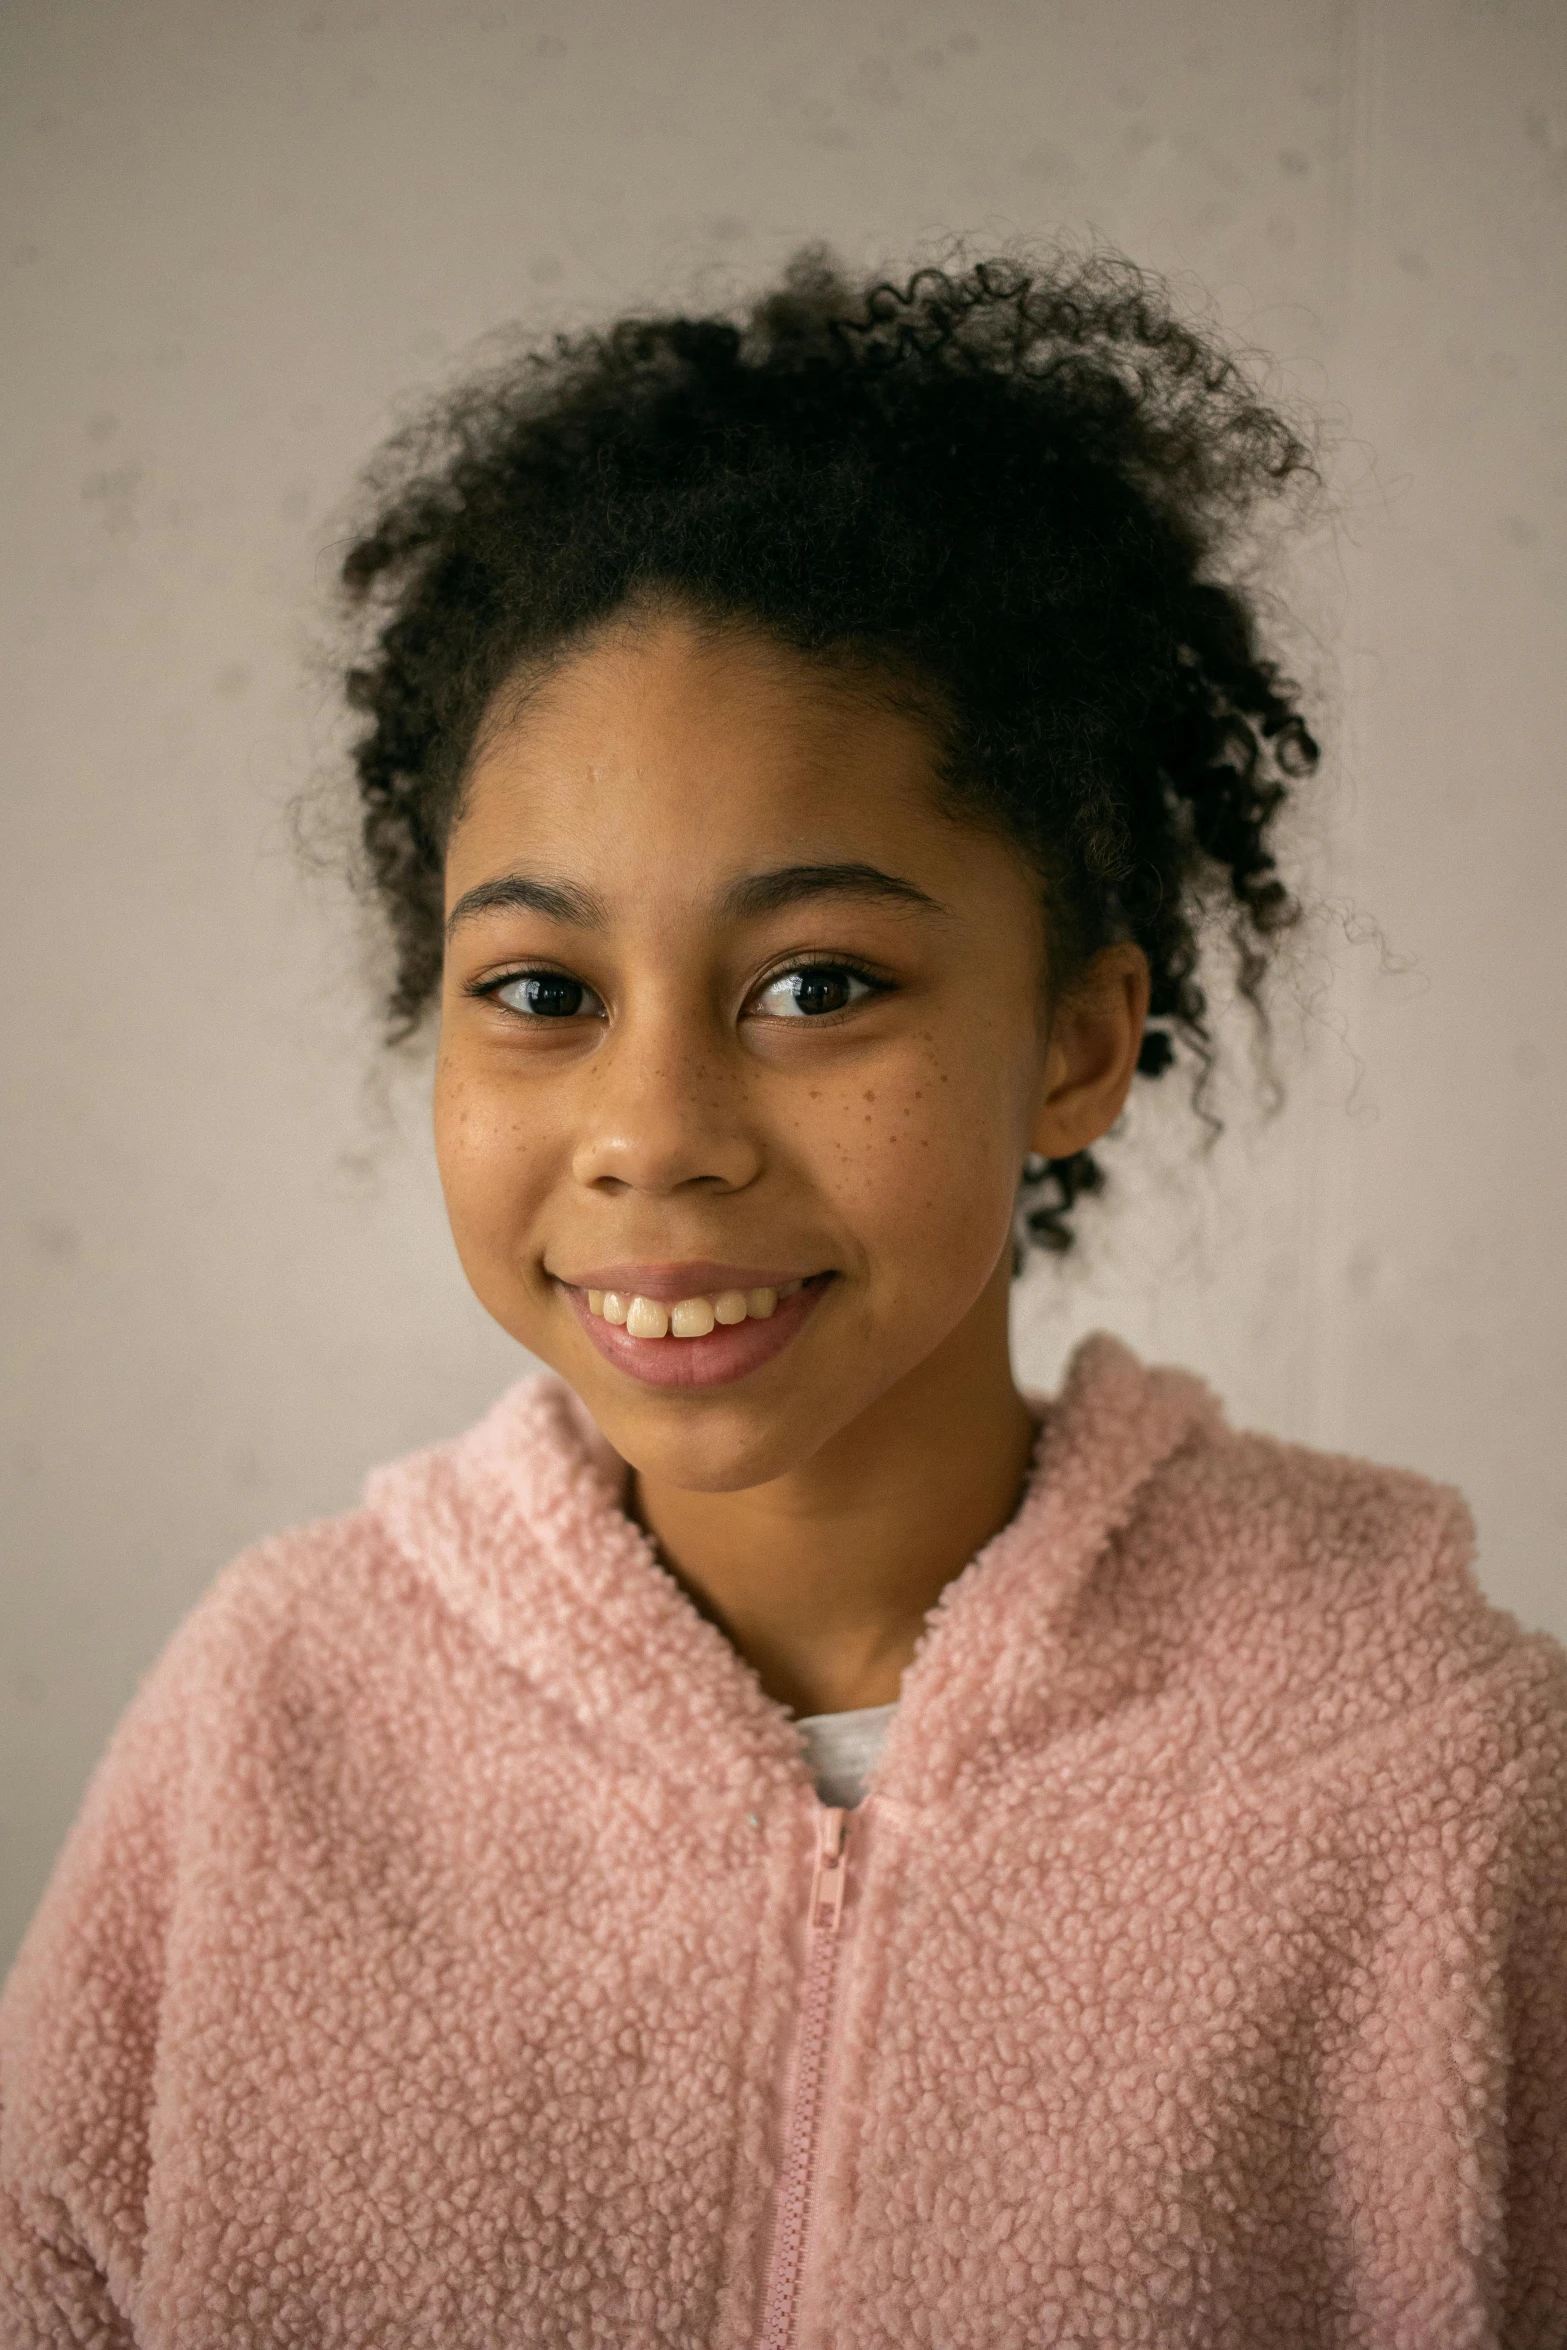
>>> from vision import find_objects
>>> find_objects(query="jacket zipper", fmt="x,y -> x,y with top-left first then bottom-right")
755,1805 -> 850,2350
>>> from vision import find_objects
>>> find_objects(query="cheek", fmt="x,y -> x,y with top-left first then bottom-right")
806,1027 -> 1031,1281
432,1049 -> 556,1267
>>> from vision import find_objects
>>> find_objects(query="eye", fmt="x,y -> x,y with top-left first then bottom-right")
490,971 -> 606,1020
750,963 -> 881,1020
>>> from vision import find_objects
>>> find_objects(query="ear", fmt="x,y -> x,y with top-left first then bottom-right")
1028,944 -> 1151,1161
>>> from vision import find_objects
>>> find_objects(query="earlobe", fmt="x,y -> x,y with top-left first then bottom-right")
1027,944 -> 1150,1162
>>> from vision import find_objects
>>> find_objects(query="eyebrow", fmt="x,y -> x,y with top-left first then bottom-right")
444,858 -> 947,941
720,862 -> 948,920
445,872 -> 606,940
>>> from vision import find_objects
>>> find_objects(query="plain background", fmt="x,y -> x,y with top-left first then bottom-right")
3,0 -> 1563,1975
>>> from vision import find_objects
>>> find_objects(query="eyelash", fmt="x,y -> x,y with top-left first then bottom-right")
472,955 -> 893,1022
748,955 -> 891,1020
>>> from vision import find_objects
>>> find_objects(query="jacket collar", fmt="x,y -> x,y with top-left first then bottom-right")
366,1333 -> 1218,1807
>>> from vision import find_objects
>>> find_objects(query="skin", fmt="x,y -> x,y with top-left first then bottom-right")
435,605 -> 1149,1717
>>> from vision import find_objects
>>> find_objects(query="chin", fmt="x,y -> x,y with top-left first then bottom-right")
593,1384 -> 853,1496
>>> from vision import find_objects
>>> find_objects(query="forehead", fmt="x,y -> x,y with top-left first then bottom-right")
449,613 -> 964,896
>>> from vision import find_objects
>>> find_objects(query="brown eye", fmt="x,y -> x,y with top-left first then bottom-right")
493,972 -> 603,1019
752,965 -> 878,1019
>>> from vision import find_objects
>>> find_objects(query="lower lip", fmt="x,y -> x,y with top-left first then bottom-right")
560,1276 -> 833,1390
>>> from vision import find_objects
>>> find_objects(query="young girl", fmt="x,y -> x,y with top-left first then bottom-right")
3,253 -> 1564,2349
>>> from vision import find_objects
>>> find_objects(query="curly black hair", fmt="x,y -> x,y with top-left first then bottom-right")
337,246 -> 1320,1252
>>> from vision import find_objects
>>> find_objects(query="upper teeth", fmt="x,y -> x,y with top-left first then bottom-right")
587,1281 -> 805,1338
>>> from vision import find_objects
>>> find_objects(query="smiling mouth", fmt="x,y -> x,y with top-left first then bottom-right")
555,1269 -> 835,1388
585,1278 -> 808,1340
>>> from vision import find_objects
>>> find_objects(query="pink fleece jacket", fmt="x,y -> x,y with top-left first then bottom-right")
3,1334 -> 1566,2349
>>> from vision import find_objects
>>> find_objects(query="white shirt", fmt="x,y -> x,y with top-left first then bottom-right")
793,1701 -> 897,1809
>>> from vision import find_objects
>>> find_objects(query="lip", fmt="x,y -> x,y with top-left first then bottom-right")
556,1271 -> 834,1391
554,1262 -> 821,1305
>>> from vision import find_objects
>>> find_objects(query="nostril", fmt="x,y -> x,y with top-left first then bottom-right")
571,1122 -> 762,1196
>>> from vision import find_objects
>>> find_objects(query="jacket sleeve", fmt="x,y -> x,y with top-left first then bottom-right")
1498,1638 -> 1567,2346
0,1658 -> 188,2348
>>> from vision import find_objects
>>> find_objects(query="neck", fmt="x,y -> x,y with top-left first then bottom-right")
630,1254 -> 1036,1717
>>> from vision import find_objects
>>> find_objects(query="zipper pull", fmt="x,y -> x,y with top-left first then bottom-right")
808,1806 -> 848,1936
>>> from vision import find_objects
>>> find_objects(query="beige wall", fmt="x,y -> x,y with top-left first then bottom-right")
3,0 -> 1563,1971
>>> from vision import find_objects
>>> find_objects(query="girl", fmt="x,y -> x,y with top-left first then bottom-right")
3,253 -> 1564,2350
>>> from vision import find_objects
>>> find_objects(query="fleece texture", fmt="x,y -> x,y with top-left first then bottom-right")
3,1333 -> 1565,2349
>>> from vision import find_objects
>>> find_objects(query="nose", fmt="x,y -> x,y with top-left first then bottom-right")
569,1005 -> 763,1198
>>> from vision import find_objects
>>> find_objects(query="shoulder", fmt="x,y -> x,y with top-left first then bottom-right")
1165,1400 -> 1484,1588
139,1495 -> 426,1730
1121,1383 -> 1567,1771
1057,1335 -> 1502,1666
147,1373 -> 584,1693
